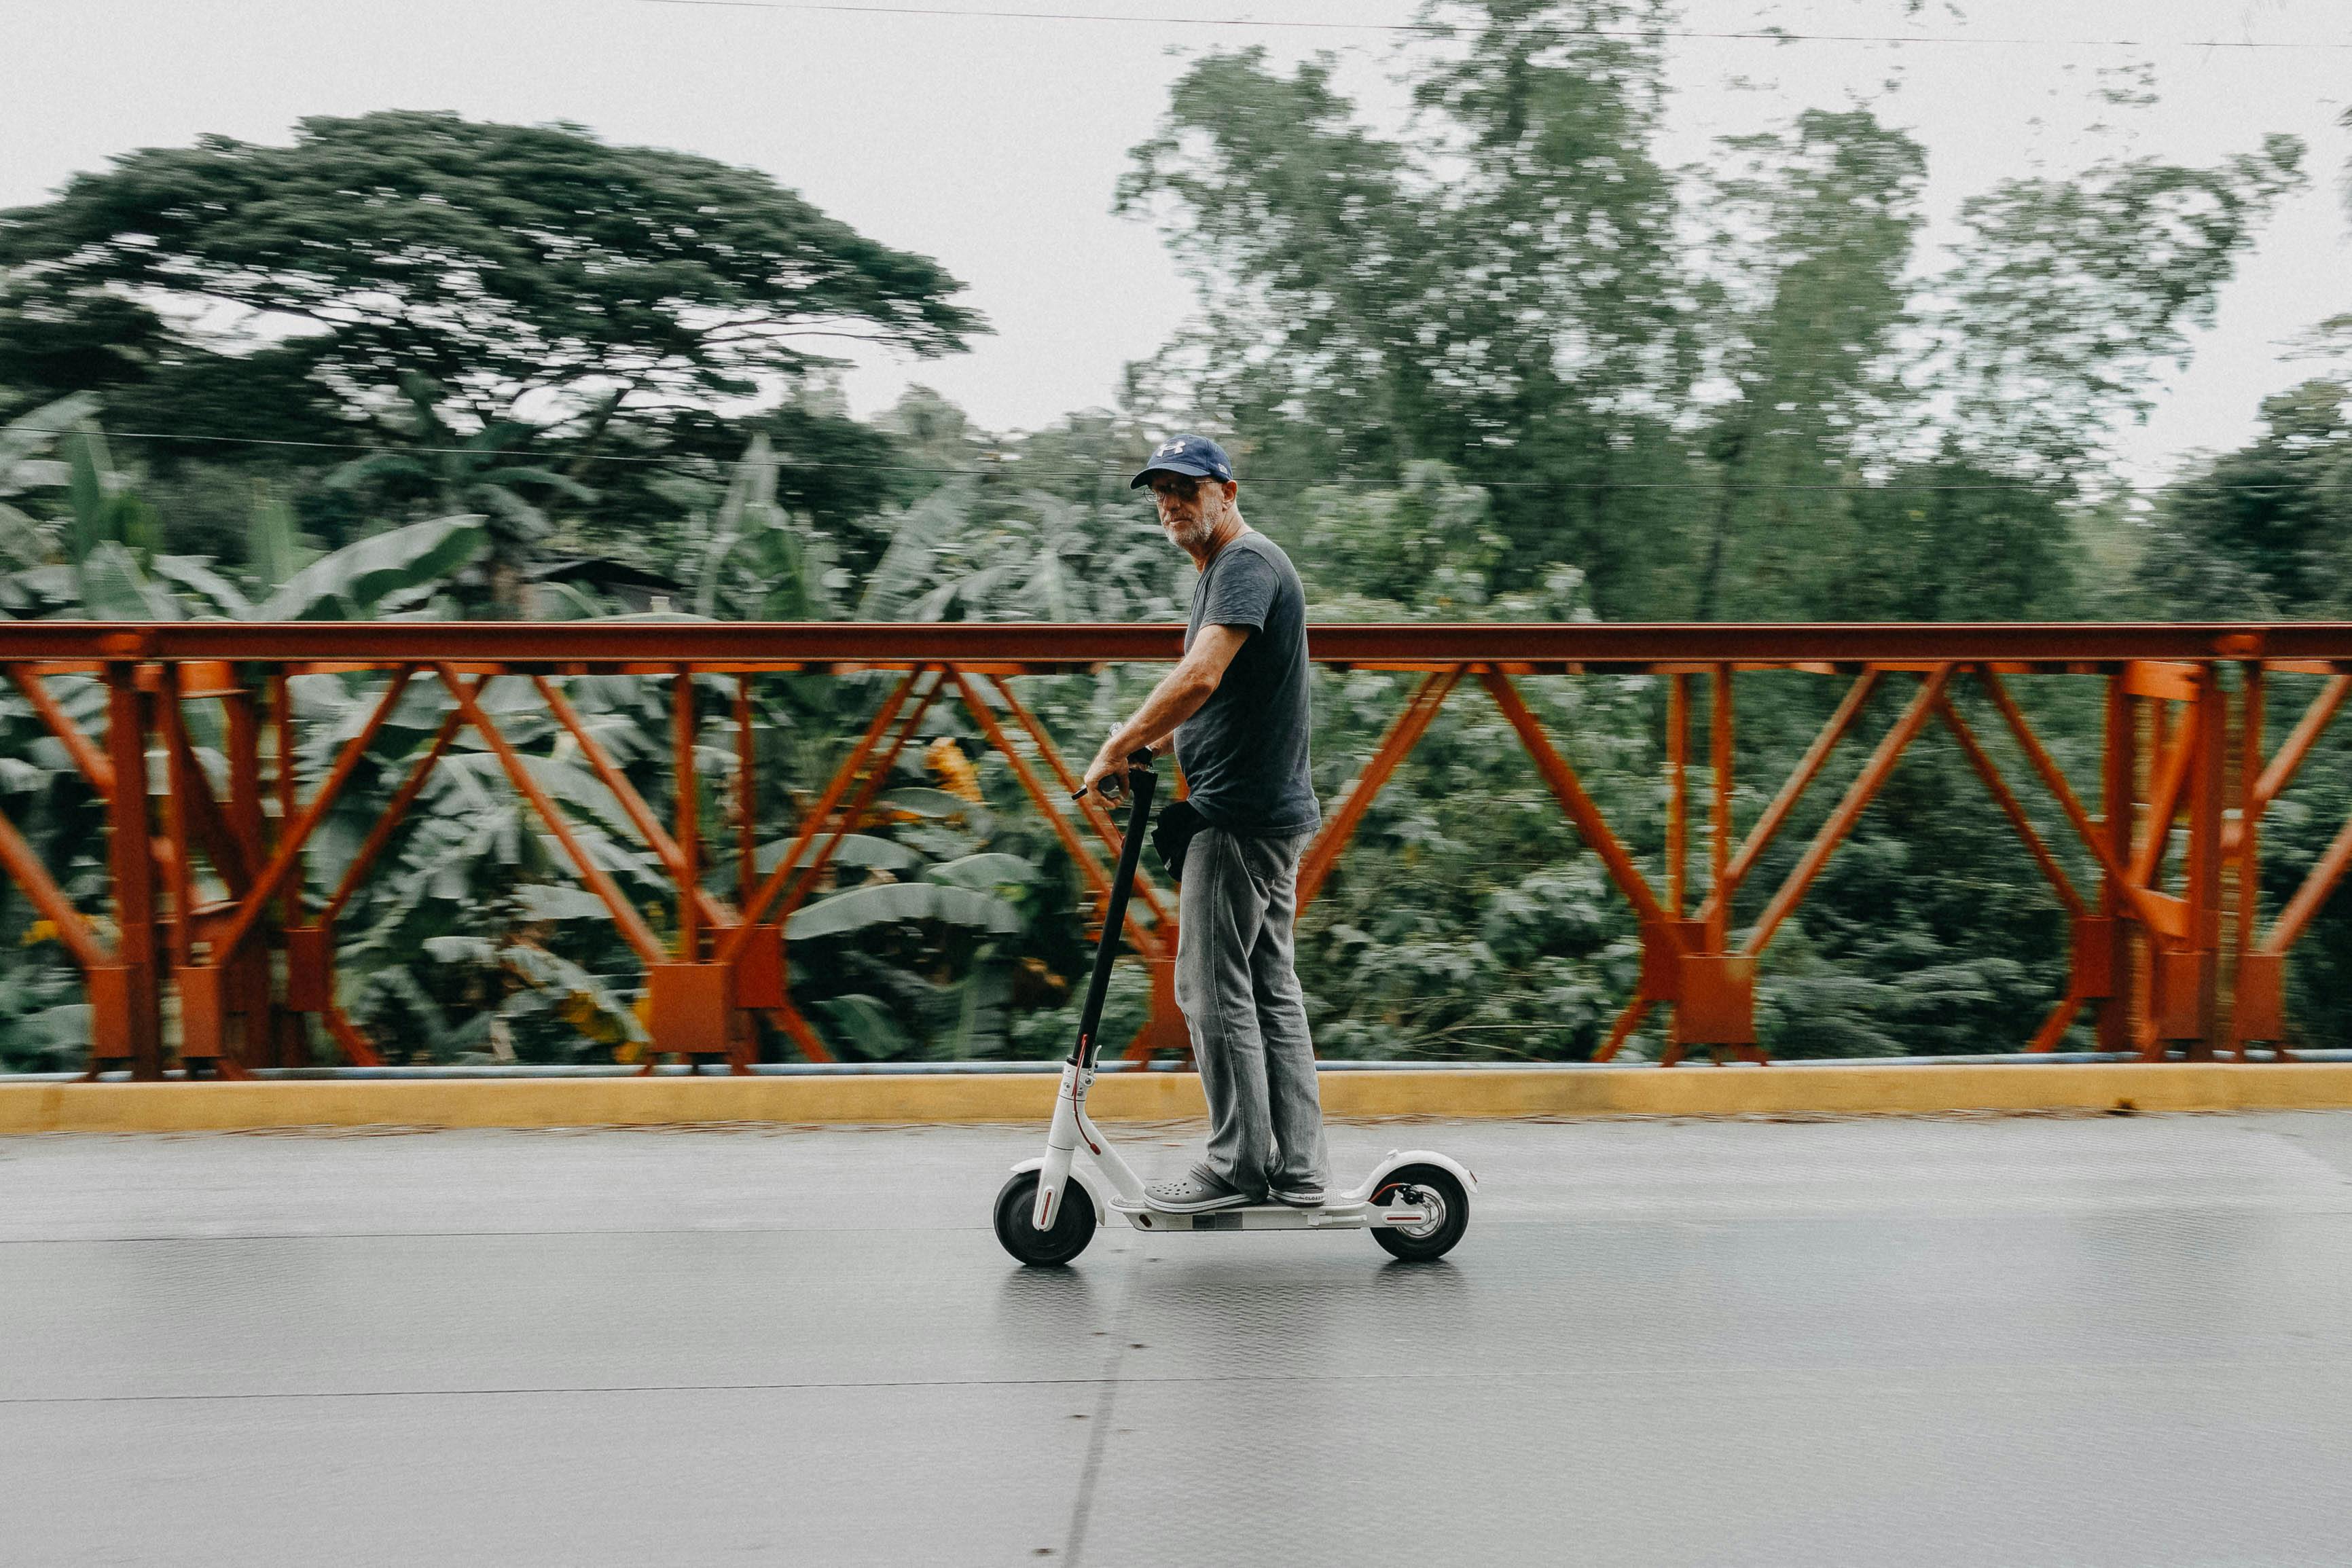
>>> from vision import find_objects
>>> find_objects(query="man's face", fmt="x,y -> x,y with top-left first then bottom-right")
1148,472 -> 1231,553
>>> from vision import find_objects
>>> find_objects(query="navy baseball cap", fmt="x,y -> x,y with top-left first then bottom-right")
1129,433 -> 1235,490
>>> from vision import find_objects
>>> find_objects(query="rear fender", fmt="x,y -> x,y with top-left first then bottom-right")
1341,1149 -> 1479,1205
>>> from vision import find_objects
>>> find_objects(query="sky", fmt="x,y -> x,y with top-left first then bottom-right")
3,0 -> 2347,488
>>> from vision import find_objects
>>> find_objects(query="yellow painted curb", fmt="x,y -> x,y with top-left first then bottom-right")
5,1062 -> 2352,1133
1323,1062 -> 2352,1118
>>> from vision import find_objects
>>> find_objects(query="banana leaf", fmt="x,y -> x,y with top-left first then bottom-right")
884,786 -> 991,822
787,881 -> 1024,942
75,542 -> 180,620
812,993 -> 913,1059
925,852 -> 1040,890
754,833 -> 924,875
0,393 -> 101,494
514,884 -> 615,922
247,492 -> 307,591
256,514 -> 488,620
152,555 -> 256,618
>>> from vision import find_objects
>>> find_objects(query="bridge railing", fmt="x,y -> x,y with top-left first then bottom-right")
3,621 -> 2348,1078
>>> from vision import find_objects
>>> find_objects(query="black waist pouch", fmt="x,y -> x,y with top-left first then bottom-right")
1151,797 -> 1207,883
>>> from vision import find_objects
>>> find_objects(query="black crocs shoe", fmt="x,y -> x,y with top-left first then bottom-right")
1144,1171 -> 1257,1214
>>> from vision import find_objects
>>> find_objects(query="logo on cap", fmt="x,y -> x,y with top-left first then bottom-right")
1129,433 -> 1235,490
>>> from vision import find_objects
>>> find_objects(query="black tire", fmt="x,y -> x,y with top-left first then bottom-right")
1369,1164 -> 1470,1262
994,1169 -> 1097,1266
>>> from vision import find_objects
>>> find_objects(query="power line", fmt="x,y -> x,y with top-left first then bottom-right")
5,424 -> 2196,494
629,0 -> 2352,50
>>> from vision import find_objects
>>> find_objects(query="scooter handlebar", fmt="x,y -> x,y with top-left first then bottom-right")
1071,748 -> 1159,802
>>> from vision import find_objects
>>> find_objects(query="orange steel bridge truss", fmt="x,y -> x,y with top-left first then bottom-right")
3,621 -> 2351,1079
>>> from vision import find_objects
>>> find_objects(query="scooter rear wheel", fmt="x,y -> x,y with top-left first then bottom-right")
994,1169 -> 1097,1266
1370,1164 -> 1469,1262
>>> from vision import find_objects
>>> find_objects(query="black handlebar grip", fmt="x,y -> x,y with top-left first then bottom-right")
1071,748 -> 1158,801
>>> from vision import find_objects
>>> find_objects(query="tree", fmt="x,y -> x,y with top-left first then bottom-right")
1121,3 -> 2304,623
1934,136 -> 2306,487
0,111 -> 983,443
1117,3 -> 1693,604
2143,378 -> 2352,617
1689,109 -> 1928,620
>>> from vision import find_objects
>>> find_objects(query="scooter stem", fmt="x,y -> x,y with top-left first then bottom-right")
1068,750 -> 1158,1070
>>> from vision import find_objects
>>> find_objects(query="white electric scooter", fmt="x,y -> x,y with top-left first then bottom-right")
993,751 -> 1474,1266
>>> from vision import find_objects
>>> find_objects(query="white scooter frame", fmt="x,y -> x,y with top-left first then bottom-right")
993,752 -> 1475,1265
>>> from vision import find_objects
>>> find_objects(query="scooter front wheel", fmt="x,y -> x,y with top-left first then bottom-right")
1370,1164 -> 1469,1262
994,1169 -> 1097,1266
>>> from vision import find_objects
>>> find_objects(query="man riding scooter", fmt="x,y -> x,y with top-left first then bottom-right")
1079,434 -> 1329,1215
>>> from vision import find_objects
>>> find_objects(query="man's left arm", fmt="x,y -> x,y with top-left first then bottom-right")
1083,623 -> 1250,798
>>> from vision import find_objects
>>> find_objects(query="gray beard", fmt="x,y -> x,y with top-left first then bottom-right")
1166,515 -> 1214,553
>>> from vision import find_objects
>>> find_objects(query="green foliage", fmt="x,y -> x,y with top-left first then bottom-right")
2142,380 -> 2352,617
689,434 -> 837,621
324,378 -> 592,614
1289,462 -> 1508,613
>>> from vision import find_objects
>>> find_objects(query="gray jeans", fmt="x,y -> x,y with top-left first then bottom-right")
1174,826 -> 1328,1197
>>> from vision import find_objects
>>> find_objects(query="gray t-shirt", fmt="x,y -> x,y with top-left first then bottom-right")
1174,531 -> 1320,836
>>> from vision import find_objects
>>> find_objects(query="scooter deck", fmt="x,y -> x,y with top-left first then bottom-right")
1109,1199 -> 1428,1233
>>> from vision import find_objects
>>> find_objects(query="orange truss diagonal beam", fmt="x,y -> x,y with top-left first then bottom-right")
1480,668 -> 1673,932
210,668 -> 416,962
1298,666 -> 1462,909
2028,993 -> 2087,1054
2260,809 -> 2352,957
7,666 -> 114,798
1697,668 -> 1880,930
1592,996 -> 1653,1064
2226,674 -> 2350,855
721,668 -> 924,959
1745,665 -> 1951,958
770,676 -> 941,924
534,674 -> 738,935
435,665 -> 665,967
952,672 -> 1166,965
988,677 -> 1176,933
160,714 -> 254,896
1976,670 -> 2175,940
323,1002 -> 383,1068
1936,695 -> 2086,918
0,799 -> 114,970
2256,673 -> 2349,807
317,697 -> 469,928
2130,712 -> 2201,887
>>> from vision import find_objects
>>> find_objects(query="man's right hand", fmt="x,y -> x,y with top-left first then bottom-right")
1079,747 -> 1131,804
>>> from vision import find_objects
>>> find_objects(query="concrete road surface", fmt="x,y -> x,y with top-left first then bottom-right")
6,1112 -> 2352,1566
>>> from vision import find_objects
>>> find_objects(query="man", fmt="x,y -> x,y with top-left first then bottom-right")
1081,434 -> 1328,1214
